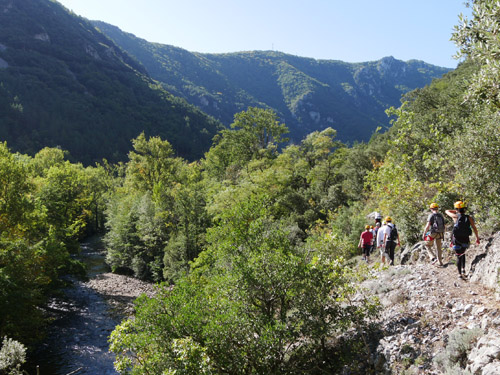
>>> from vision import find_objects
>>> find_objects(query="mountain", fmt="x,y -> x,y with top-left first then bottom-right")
0,0 -> 221,164
93,21 -> 452,143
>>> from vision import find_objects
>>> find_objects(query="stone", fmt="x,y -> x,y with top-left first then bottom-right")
466,332 -> 500,374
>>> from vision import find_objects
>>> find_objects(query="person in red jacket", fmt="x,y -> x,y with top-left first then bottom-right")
358,225 -> 374,263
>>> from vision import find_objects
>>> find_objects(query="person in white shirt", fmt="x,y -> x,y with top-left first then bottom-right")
377,221 -> 389,264
382,216 -> 400,265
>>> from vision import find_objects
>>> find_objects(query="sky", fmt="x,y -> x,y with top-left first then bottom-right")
55,0 -> 471,69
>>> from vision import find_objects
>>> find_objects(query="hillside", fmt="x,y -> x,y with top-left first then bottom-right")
0,0 -> 221,164
93,21 -> 452,143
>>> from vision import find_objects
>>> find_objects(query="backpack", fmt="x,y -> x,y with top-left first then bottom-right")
430,213 -> 445,234
387,224 -> 398,242
452,214 -> 472,244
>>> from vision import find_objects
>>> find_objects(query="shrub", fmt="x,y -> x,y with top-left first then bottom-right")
433,328 -> 483,373
0,337 -> 26,375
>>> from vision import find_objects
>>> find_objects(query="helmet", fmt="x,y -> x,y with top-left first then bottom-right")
370,225 -> 374,229
454,201 -> 465,209
365,225 -> 370,230
385,216 -> 392,222
430,203 -> 439,209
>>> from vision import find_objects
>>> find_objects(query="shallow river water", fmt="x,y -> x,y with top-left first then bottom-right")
27,239 -> 119,375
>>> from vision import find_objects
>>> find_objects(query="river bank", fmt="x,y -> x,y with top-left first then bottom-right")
27,238 -> 155,375
84,272 -> 157,318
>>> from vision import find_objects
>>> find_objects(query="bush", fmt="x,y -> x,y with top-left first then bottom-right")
433,328 -> 483,373
0,337 -> 26,375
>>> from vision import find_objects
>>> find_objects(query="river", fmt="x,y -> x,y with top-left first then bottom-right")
27,238 -> 119,375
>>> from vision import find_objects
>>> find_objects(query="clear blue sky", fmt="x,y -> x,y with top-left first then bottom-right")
56,0 -> 471,68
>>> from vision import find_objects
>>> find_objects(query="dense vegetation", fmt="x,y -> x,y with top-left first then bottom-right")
100,107 -> 388,373
0,144 -> 111,345
0,0 -> 221,164
93,21 -> 451,144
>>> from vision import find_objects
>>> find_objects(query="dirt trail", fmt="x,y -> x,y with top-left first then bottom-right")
364,253 -> 500,374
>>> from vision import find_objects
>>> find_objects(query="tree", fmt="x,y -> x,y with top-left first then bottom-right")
36,162 -> 93,250
452,0 -> 500,107
0,143 -> 33,239
203,107 -> 288,181
110,196 -> 378,374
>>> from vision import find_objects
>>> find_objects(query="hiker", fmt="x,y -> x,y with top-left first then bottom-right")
377,220 -> 389,264
358,225 -> 373,262
373,222 -> 381,239
369,225 -> 376,254
445,201 -> 480,280
382,216 -> 400,265
422,203 -> 446,267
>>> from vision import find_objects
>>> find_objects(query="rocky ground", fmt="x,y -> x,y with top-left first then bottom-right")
85,272 -> 157,318
360,237 -> 500,374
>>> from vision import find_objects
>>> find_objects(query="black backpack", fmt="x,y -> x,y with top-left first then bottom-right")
387,224 -> 398,242
452,214 -> 472,244
430,213 -> 445,234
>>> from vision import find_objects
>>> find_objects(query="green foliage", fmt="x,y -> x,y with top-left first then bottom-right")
105,133 -> 210,282
110,195 -> 378,374
0,337 -> 26,375
203,107 -> 288,181
364,61 -> 491,240
452,0 -> 500,108
0,142 -> 111,344
105,107 -> 387,373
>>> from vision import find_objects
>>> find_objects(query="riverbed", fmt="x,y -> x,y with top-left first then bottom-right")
27,238 -> 156,375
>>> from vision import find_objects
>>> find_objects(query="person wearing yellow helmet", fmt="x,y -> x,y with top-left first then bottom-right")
422,203 -> 446,267
445,201 -> 480,279
358,225 -> 374,263
381,216 -> 400,265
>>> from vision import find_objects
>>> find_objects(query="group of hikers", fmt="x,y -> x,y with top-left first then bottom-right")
358,201 -> 480,279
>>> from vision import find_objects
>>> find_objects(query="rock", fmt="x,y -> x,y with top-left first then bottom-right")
466,332 -> 500,374
464,304 -> 474,314
482,362 -> 500,375
469,233 -> 500,293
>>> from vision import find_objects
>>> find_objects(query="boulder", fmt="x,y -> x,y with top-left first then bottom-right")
466,331 -> 500,375
469,233 -> 500,298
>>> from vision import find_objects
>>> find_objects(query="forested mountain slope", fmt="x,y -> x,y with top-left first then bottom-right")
0,0 -> 220,164
93,21 -> 452,143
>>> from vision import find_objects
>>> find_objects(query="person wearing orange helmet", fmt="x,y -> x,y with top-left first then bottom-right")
358,225 -> 373,262
445,201 -> 480,279
422,203 -> 446,266
382,216 -> 400,265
